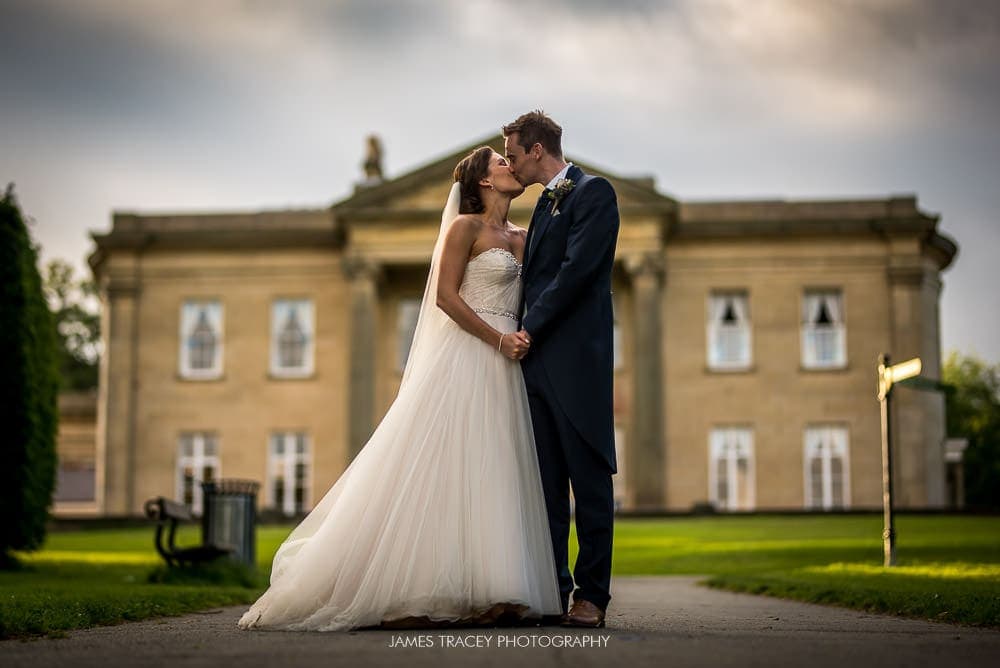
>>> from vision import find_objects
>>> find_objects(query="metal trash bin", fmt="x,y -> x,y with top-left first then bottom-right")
201,479 -> 260,568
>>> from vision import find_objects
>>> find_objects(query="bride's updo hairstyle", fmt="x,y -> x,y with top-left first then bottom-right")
452,146 -> 493,214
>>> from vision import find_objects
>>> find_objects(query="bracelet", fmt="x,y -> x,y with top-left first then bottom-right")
498,333 -> 505,351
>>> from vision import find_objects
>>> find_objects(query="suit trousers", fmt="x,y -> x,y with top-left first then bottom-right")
522,360 -> 614,612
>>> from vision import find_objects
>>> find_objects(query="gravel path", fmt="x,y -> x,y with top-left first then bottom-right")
2,576 -> 998,668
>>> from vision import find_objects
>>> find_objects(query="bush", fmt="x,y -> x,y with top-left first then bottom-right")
0,185 -> 60,565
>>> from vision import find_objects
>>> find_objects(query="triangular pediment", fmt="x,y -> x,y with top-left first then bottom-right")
332,134 -> 677,223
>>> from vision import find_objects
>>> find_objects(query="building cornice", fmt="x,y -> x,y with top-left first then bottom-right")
87,209 -> 343,275
674,195 -> 957,270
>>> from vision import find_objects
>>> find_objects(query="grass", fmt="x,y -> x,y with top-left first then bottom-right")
0,525 -> 272,640
1,515 -> 997,639
608,514 -> 1000,628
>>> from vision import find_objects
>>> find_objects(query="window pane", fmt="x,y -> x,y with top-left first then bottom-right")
716,458 -> 728,507
183,468 -> 194,506
278,305 -> 308,368
189,308 -> 217,369
294,462 -> 307,513
831,457 -> 844,507
709,294 -> 750,367
810,458 -> 824,508
181,435 -> 194,458
274,477 -> 285,510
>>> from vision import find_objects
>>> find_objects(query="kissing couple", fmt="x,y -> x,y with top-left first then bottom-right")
238,110 -> 620,631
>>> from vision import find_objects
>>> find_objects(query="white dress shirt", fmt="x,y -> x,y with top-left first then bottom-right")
544,162 -> 573,190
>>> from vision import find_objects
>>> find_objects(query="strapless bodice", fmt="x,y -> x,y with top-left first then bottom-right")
459,247 -> 523,321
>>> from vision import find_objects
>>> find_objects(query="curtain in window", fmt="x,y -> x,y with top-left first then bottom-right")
802,291 -> 845,367
708,293 -> 751,368
271,299 -> 314,374
181,301 -> 223,375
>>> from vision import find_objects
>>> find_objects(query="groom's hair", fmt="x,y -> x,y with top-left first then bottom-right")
502,110 -> 563,159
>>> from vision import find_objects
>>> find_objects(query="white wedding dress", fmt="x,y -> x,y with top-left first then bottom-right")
237,192 -> 562,630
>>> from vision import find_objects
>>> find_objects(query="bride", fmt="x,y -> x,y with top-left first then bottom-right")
237,146 -> 563,631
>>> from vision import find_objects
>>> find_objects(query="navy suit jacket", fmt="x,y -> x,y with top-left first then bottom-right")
519,164 -> 620,473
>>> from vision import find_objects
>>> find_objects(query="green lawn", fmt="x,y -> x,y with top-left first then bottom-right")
610,515 -> 1000,627
1,515 -> 997,639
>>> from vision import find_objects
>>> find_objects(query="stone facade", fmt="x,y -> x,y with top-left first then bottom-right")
73,136 -> 956,517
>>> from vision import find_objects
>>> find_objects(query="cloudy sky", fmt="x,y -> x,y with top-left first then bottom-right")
2,0 -> 998,362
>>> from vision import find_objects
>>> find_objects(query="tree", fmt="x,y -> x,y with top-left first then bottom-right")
0,185 -> 59,566
44,259 -> 101,391
942,352 -> 1000,510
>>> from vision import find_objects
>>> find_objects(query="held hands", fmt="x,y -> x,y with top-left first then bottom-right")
499,330 -> 532,360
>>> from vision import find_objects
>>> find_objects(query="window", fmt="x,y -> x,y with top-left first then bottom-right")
54,461 -> 95,502
804,426 -> 850,510
709,427 -> 755,511
268,432 -> 311,516
271,299 -> 315,377
801,290 -> 846,369
707,292 -> 752,370
179,300 -> 223,379
397,298 -> 422,371
176,432 -> 220,516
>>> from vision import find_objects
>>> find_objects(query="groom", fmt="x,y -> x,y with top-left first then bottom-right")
503,111 -> 619,628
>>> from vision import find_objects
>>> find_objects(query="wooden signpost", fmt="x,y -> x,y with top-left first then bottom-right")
876,354 -> 922,567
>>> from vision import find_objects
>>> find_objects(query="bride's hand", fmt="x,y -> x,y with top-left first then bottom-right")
500,333 -> 530,360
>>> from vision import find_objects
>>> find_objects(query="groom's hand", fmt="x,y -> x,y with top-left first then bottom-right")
501,332 -> 530,360
512,330 -> 532,358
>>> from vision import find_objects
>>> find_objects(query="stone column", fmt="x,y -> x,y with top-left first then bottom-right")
343,255 -> 382,461
888,258 -> 947,508
95,266 -> 141,516
626,253 -> 666,509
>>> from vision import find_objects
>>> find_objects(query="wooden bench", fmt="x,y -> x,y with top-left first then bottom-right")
144,497 -> 233,567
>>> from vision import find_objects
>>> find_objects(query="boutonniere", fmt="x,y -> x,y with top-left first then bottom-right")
547,178 -> 575,215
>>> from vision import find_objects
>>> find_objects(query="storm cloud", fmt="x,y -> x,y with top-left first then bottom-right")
2,0 -> 998,360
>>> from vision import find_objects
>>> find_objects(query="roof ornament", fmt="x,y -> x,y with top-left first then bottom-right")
359,134 -> 384,188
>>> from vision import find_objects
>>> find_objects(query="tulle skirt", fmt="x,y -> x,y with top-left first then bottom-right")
237,313 -> 562,631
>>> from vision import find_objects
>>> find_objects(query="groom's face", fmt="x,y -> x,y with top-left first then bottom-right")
504,133 -> 539,186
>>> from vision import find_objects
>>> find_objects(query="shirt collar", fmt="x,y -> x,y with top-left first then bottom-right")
544,162 -> 573,190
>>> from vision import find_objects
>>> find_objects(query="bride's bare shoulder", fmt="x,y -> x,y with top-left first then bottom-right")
450,213 -> 483,232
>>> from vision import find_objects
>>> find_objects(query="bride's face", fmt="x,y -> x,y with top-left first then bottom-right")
484,152 -> 525,198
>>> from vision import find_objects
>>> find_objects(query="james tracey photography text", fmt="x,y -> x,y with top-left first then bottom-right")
388,634 -> 612,649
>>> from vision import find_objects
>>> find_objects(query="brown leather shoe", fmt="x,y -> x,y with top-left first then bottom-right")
561,599 -> 606,628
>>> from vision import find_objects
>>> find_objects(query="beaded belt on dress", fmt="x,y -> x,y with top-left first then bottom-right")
473,306 -> 518,321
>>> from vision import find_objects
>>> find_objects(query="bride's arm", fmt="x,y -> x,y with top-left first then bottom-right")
436,216 -> 528,359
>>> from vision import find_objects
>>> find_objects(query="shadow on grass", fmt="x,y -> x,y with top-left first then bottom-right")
147,559 -> 258,588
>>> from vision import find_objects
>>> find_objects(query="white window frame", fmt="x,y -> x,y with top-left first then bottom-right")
270,298 -> 315,378
707,292 -> 752,370
267,432 -> 312,516
708,427 -> 756,511
179,300 -> 224,379
397,297 -> 422,372
175,432 -> 221,516
803,425 -> 851,510
801,290 -> 846,369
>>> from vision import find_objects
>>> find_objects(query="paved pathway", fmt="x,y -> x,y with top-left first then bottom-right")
2,577 -> 998,668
